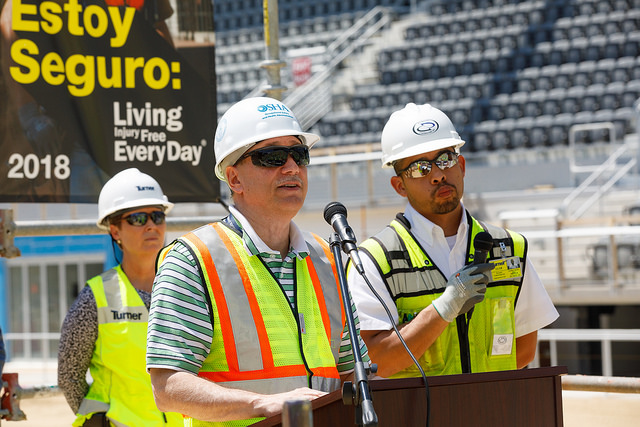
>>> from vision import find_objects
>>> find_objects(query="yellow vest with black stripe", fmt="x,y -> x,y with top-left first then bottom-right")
358,211 -> 526,377
74,265 -> 182,427
171,222 -> 344,427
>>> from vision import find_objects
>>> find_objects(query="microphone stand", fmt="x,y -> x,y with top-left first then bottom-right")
328,233 -> 378,427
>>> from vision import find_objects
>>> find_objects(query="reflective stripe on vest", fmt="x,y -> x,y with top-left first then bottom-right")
74,266 -> 182,427
359,213 -> 525,377
178,223 -> 342,426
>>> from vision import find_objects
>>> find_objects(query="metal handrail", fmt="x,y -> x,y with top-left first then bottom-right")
560,124 -> 635,220
283,7 -> 392,129
11,216 -> 222,237
534,329 -> 640,377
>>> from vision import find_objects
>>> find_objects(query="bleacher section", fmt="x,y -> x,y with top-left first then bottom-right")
213,0 -> 640,154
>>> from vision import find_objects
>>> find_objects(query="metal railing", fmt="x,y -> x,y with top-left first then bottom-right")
0,212 -> 224,258
561,134 -> 637,221
533,328 -> 640,377
282,6 -> 393,130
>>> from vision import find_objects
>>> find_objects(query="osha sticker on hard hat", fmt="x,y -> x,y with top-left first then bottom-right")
258,102 -> 295,119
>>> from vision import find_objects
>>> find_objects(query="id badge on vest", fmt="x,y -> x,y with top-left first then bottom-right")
490,297 -> 514,356
487,256 -> 521,356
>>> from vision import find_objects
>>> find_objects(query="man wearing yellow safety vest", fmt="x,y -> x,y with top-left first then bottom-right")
347,103 -> 559,378
146,97 -> 369,426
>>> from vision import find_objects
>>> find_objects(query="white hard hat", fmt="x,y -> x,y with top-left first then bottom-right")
380,103 -> 465,167
214,96 -> 320,182
97,168 -> 174,230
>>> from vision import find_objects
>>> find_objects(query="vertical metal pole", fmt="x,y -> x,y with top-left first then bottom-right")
282,399 -> 313,427
602,339 -> 612,377
261,0 -> 287,100
550,340 -> 558,367
634,98 -> 640,181
0,209 -> 21,258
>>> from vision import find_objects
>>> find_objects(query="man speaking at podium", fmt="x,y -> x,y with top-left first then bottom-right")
146,97 -> 368,426
348,103 -> 558,378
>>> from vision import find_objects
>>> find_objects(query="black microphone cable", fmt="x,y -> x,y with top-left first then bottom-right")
355,263 -> 431,427
325,201 -> 431,426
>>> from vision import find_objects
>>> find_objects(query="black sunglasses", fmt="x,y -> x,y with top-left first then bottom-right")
237,145 -> 310,168
123,211 -> 166,226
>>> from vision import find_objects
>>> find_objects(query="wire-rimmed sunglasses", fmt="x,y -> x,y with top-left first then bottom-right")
122,211 -> 166,226
398,151 -> 459,179
237,145 -> 310,168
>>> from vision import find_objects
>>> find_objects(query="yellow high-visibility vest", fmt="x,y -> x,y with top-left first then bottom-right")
176,222 -> 344,427
357,212 -> 525,377
74,265 -> 182,427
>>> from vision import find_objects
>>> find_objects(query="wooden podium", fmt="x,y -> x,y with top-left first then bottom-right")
255,366 -> 567,427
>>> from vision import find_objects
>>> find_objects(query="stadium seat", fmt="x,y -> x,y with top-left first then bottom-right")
537,65 -> 558,91
472,120 -> 497,152
573,62 -> 594,87
516,68 -> 539,92
550,114 -> 572,146
611,57 -> 633,83
530,42 -> 552,68
602,82 -> 624,110
506,92 -> 526,119
583,84 -> 605,112
622,32 -> 640,58
593,59 -> 616,85
530,116 -> 552,147
524,90 -> 544,117
622,80 -> 640,108
512,117 -> 534,149
491,119 -> 515,150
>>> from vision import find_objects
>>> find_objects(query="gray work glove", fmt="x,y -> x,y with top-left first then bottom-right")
432,263 -> 494,323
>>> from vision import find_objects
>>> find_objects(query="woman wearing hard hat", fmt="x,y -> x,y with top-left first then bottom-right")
57,168 -> 182,427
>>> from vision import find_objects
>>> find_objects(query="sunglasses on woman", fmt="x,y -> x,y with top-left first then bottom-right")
237,145 -> 310,168
122,211 -> 166,226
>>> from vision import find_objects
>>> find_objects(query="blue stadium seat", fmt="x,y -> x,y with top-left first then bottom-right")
622,80 -> 640,108
536,65 -> 558,91
524,90 -> 544,117
611,57 -> 633,83
488,94 -> 509,121
512,117 -> 534,149
542,88 -> 565,116
573,62 -> 594,87
530,42 -> 552,68
550,114 -> 573,146
622,32 -> 640,58
506,92 -> 527,119
583,84 -> 606,112
586,35 -> 607,62
517,68 -> 539,92
573,111 -> 596,144
602,82 -> 624,110
493,119 -> 516,150
566,38 -> 587,63
562,86 -> 585,114
405,25 -> 420,40
472,120 -> 496,152
530,116 -> 553,147
555,62 -> 576,88
593,59 -> 616,85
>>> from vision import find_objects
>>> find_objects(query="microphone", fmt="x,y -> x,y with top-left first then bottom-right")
323,202 -> 365,275
464,231 -> 493,319
473,231 -> 493,265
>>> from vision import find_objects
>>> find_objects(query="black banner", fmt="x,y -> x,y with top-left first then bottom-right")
0,0 -> 219,202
